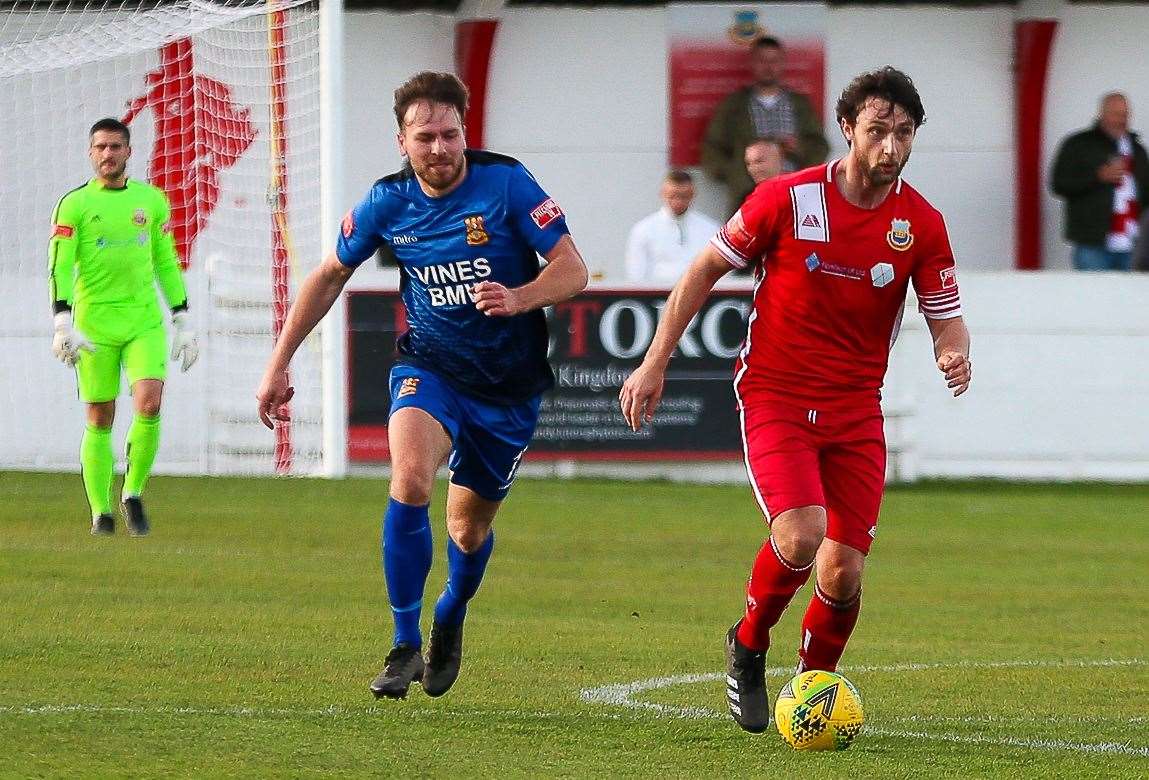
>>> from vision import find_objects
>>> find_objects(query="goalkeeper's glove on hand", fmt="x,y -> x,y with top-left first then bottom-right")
170,311 -> 199,372
51,311 -> 93,366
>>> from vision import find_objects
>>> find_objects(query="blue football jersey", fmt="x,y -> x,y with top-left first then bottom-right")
337,150 -> 570,403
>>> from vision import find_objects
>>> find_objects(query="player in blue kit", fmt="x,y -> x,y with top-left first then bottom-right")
256,72 -> 588,699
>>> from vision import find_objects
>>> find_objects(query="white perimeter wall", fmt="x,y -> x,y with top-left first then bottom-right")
339,2 -> 1149,275
5,4 -> 1149,480
341,4 -> 1016,282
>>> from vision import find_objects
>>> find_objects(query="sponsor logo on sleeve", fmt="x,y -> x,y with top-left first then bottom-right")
530,198 -> 563,229
52,224 -> 74,239
940,267 -> 957,289
464,214 -> 490,246
886,218 -> 914,251
133,208 -> 148,226
341,211 -> 354,239
725,210 -> 756,252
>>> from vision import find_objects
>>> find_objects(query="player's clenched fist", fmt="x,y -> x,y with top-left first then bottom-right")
619,362 -> 666,432
473,281 -> 525,317
937,351 -> 971,397
256,368 -> 295,429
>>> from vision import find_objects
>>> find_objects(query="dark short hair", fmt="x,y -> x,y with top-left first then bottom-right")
835,66 -> 926,130
665,169 -> 693,186
393,71 -> 469,130
753,36 -> 782,51
89,117 -> 130,144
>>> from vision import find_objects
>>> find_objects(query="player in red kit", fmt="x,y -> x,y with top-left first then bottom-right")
619,67 -> 971,733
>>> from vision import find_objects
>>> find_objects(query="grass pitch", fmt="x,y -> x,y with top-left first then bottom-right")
1,472 -> 1147,778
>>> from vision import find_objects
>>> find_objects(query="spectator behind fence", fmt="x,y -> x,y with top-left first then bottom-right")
702,36 -> 828,217
625,170 -> 720,285
745,138 -> 785,185
1051,92 -> 1149,271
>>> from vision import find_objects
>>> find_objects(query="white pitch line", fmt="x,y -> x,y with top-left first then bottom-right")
866,727 -> 1149,759
579,657 -> 1149,758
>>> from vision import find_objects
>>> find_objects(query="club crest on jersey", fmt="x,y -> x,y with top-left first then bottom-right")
870,262 -> 895,288
530,198 -> 563,229
464,215 -> 489,246
133,208 -> 147,226
398,377 -> 420,398
886,218 -> 914,251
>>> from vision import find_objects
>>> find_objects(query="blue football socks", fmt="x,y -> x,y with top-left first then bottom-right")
381,497 -> 433,649
433,531 -> 494,628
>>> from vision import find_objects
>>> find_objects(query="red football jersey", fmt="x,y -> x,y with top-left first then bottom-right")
712,160 -> 962,412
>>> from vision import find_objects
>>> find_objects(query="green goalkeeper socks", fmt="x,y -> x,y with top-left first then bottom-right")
80,424 -> 114,518
122,414 -> 160,499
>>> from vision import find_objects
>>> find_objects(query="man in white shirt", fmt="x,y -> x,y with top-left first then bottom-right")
625,170 -> 720,285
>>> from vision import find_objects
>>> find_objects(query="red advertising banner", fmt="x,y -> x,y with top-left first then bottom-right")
669,4 -> 826,167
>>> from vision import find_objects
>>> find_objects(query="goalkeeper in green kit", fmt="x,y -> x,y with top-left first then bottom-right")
48,118 -> 199,536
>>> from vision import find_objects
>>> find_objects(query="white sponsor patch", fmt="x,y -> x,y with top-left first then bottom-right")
791,182 -> 828,242
530,198 -> 563,229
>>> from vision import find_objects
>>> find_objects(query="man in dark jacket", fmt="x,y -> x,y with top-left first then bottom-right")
701,36 -> 828,218
1051,93 -> 1149,271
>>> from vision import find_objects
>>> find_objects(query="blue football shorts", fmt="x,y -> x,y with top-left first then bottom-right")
388,364 -> 541,502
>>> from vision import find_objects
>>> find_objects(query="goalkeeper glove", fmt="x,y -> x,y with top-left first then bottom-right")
51,311 -> 93,366
170,311 -> 199,372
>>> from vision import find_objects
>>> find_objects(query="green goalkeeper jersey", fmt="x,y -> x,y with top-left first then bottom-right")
48,178 -> 187,327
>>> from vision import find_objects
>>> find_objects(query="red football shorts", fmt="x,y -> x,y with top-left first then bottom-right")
738,398 -> 886,554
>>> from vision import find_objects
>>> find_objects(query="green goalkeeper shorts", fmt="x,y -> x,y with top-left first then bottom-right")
74,310 -> 167,403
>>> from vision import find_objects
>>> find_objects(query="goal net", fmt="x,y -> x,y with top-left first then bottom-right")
0,0 -> 326,476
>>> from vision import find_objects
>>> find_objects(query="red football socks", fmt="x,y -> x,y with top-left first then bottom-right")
797,583 -> 861,672
736,536 -> 814,652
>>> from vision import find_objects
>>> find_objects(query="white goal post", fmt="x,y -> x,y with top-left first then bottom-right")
0,0 -> 346,477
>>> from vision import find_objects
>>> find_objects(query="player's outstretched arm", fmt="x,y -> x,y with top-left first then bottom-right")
257,252 -> 354,428
619,245 -> 732,431
926,315 -> 972,397
473,234 -> 588,317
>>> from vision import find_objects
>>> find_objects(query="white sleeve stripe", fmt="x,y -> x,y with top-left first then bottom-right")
919,290 -> 960,302
716,225 -> 750,259
921,302 -> 962,313
923,308 -> 963,320
710,236 -> 748,269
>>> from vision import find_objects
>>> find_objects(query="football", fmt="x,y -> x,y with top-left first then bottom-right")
774,670 -> 865,751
